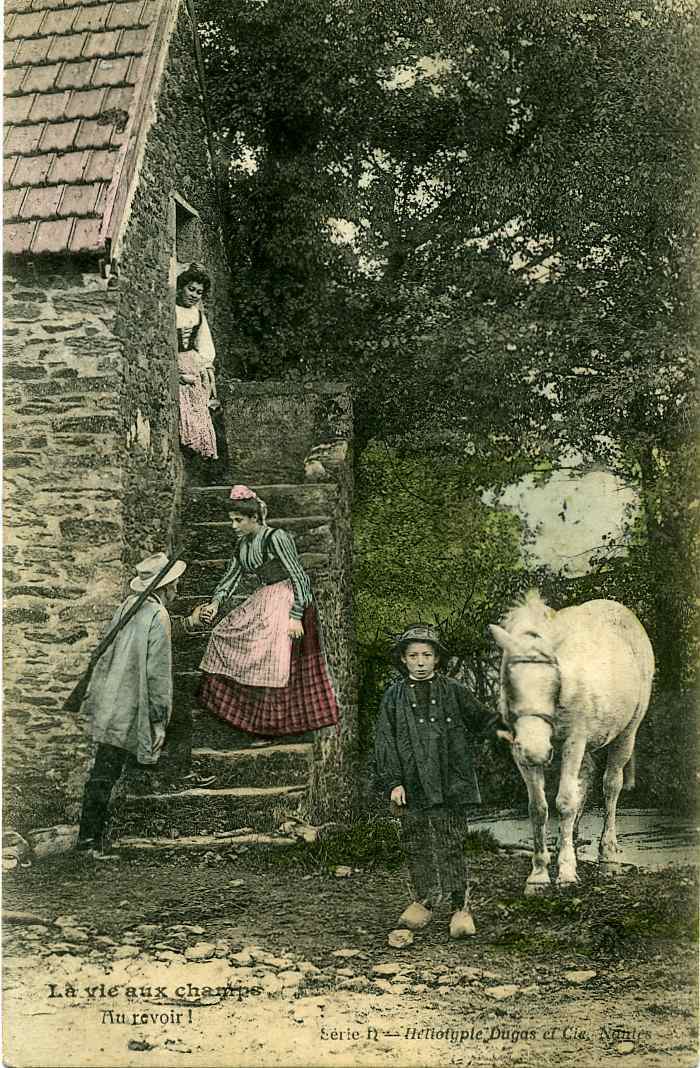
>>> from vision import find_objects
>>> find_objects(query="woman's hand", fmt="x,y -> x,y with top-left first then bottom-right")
179,373 -> 197,385
199,601 -> 219,626
390,785 -> 406,806
496,729 -> 515,745
288,618 -> 304,640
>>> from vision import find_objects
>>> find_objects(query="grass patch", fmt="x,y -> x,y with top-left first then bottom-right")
256,820 -> 502,874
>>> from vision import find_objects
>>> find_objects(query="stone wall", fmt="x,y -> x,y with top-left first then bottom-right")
306,433 -> 361,821
113,0 -> 237,566
3,260 -> 127,832
221,380 -> 353,483
3,4 -> 234,834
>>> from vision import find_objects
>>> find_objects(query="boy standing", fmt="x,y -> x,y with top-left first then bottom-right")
373,624 -> 506,938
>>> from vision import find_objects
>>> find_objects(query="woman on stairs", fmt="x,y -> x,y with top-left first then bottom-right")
196,485 -> 340,745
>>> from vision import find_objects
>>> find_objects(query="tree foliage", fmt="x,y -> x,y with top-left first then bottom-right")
201,0 -> 697,450
199,0 -> 699,699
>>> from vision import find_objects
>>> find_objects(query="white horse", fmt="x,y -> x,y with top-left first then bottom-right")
489,591 -> 654,894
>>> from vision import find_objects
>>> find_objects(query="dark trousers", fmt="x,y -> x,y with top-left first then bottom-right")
77,743 -> 133,849
155,701 -> 192,780
400,807 -> 471,910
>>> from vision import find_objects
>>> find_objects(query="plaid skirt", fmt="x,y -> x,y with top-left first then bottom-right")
198,600 -> 339,736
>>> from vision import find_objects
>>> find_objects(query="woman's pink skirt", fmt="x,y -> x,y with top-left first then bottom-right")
197,583 -> 339,736
179,382 -> 218,459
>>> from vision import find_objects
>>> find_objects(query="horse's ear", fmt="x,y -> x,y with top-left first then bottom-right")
489,624 -> 521,655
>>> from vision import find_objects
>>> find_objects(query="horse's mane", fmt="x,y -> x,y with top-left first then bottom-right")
502,589 -> 555,635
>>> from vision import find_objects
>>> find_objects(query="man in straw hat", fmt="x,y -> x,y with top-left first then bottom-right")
76,552 -> 195,859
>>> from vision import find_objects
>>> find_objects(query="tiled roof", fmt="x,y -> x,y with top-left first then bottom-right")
4,0 -> 169,257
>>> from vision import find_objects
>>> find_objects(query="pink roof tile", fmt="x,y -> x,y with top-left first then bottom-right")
6,12 -> 46,41
9,154 -> 55,187
103,85 -> 134,112
119,27 -> 149,54
46,150 -> 91,184
4,157 -> 20,186
84,30 -> 123,60
4,68 -> 28,96
69,216 -> 103,252
108,2 -> 147,30
13,37 -> 52,66
4,187 -> 28,220
4,95 -> 35,124
5,1 -> 34,15
74,118 -> 115,150
22,64 -> 62,94
32,217 -> 74,253
39,9 -> 80,36
38,119 -> 81,153
65,88 -> 107,120
5,220 -> 37,255
4,0 -> 173,257
73,3 -> 113,33
30,0 -> 79,10
4,40 -> 20,67
47,33 -> 88,64
127,55 -> 146,83
21,184 -> 65,220
56,59 -> 97,90
84,148 -> 118,182
58,181 -> 104,217
92,56 -> 132,86
29,90 -> 73,123
5,124 -> 45,156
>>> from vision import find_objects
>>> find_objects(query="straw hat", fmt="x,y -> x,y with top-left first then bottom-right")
130,552 -> 186,593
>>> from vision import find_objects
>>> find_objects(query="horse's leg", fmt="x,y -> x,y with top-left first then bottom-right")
517,763 -> 551,894
556,735 -> 587,885
600,724 -> 639,860
573,751 -> 594,850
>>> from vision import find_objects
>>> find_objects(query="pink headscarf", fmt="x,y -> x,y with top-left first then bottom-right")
229,485 -> 268,523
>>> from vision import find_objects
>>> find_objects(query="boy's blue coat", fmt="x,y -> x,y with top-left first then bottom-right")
372,674 -> 500,810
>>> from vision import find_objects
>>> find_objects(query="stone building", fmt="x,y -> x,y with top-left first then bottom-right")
4,0 -> 358,846
4,0 -> 236,829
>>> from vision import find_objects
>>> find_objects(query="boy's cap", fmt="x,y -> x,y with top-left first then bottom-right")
390,624 -> 449,670
396,624 -> 443,646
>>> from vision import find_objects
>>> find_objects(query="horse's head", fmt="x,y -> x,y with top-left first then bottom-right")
489,618 -> 560,768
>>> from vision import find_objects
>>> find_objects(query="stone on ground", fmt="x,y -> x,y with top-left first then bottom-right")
387,928 -> 414,948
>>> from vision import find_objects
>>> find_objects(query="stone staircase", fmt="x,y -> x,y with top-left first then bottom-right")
111,481 -> 341,853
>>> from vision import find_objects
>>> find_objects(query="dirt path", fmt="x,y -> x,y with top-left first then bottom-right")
2,848 -> 698,1067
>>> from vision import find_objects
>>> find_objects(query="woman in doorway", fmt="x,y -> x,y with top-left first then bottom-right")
197,485 -> 339,744
176,262 -> 219,460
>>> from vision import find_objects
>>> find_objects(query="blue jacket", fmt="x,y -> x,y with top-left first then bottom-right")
372,674 -> 500,810
84,594 -> 173,764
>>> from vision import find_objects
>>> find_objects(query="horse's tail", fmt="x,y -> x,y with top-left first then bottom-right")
623,752 -> 636,791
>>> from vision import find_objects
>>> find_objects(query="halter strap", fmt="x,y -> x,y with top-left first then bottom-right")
510,710 -> 557,728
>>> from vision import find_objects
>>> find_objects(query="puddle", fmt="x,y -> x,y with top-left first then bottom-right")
472,807 -> 699,869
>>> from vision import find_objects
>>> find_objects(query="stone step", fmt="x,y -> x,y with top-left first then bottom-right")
190,708 -> 314,752
114,832 -> 298,853
190,743 -> 312,788
182,518 -> 334,560
179,551 -> 331,597
110,784 -> 307,839
185,483 -> 338,522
